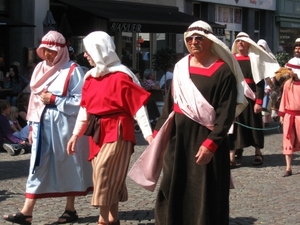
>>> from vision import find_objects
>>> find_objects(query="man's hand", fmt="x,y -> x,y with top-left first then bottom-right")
254,103 -> 262,114
195,145 -> 214,164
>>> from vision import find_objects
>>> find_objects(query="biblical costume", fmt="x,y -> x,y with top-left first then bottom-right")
229,32 -> 280,151
279,57 -> 300,154
25,31 -> 93,198
72,31 -> 153,207
150,21 -> 247,225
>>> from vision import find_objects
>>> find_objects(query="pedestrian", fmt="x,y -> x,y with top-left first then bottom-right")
67,31 -> 153,225
278,57 -> 300,177
229,32 -> 280,167
3,30 -> 93,225
151,20 -> 247,225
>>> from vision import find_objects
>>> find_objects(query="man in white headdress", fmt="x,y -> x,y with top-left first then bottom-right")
152,20 -> 247,225
229,32 -> 280,167
257,39 -> 279,126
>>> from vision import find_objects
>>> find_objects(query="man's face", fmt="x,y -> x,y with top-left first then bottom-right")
185,33 -> 213,56
236,39 -> 250,54
294,46 -> 300,58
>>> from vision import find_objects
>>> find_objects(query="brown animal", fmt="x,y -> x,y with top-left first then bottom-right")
269,67 -> 295,121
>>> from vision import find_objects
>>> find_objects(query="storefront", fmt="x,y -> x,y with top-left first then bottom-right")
274,1 -> 300,56
52,0 -> 225,73
193,0 -> 276,49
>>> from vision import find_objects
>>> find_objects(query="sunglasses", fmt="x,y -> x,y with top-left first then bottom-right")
185,35 -> 205,43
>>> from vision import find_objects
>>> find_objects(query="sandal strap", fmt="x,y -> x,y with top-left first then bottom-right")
57,210 -> 78,224
4,211 -> 32,225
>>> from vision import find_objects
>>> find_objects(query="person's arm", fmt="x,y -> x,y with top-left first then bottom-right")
67,107 -> 88,155
134,106 -> 153,144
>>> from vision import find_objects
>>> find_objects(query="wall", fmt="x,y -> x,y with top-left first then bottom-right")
8,0 -> 35,72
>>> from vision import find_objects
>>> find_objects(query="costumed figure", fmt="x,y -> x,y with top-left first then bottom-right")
67,31 -> 153,225
229,32 -> 280,167
3,30 -> 93,225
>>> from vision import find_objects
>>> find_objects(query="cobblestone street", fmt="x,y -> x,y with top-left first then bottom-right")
1,121 -> 300,224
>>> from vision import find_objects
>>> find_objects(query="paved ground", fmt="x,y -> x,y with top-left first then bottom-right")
0,121 -> 300,225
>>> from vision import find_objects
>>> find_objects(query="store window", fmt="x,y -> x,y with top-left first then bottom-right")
215,5 -> 242,48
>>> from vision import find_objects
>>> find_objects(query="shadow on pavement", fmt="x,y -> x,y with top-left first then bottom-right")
0,157 -> 30,180
229,216 -> 257,224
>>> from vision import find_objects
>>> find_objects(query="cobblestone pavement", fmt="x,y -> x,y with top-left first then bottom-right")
1,121 -> 300,225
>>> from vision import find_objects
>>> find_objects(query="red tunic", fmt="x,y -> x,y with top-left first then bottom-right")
81,72 -> 150,160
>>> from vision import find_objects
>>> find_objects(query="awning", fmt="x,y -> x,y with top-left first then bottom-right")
58,0 -> 225,35
0,16 -> 35,27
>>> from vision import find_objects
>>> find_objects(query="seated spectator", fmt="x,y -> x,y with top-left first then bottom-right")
143,69 -> 160,91
16,92 -> 30,128
4,65 -> 23,106
0,100 -> 30,156
132,68 -> 160,129
8,106 -> 22,133
159,66 -> 174,90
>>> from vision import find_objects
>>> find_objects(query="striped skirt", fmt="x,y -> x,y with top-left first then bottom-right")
91,132 -> 133,207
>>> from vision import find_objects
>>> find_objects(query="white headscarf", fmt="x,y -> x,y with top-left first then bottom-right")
257,39 -> 277,61
83,31 -> 140,85
286,57 -> 300,79
184,20 -> 247,116
232,32 -> 280,84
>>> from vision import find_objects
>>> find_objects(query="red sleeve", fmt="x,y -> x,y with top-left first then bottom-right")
202,138 -> 218,153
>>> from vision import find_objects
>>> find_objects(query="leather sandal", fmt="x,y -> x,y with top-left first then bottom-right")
283,170 -> 292,177
110,220 -> 120,225
253,154 -> 263,166
3,211 -> 32,225
57,210 -> 78,224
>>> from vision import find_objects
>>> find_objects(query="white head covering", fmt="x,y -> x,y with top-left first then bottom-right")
83,31 -> 140,85
184,20 -> 247,116
232,32 -> 280,84
184,20 -> 247,115
257,39 -> 277,60
286,57 -> 300,79
295,38 -> 300,44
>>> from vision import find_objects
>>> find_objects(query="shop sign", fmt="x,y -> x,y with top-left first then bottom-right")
110,23 -> 142,33
281,21 -> 300,28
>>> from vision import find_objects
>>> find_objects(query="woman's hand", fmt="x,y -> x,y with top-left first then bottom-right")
145,135 -> 153,144
67,135 -> 79,155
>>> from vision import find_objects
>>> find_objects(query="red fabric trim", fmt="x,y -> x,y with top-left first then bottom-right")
62,63 -> 77,96
286,63 -> 300,70
41,41 -> 66,47
49,94 -> 56,104
202,138 -> 218,153
245,78 -> 254,84
29,126 -> 33,131
173,103 -> 183,114
255,99 -> 263,105
189,59 -> 225,77
25,187 -> 93,199
153,130 -> 158,138
234,55 -> 250,61
278,111 -> 285,117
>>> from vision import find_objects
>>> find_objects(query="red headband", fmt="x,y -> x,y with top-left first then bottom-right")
41,41 -> 66,47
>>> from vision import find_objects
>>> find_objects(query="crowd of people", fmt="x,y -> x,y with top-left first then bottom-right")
0,19 -> 298,225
